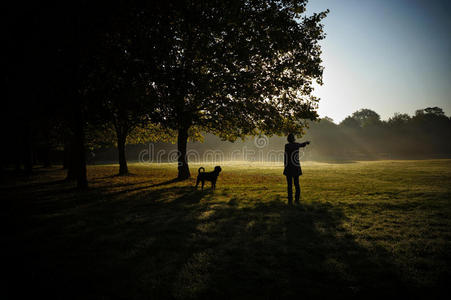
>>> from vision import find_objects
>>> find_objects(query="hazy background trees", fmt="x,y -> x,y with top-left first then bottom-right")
85,106 -> 451,164
304,107 -> 451,160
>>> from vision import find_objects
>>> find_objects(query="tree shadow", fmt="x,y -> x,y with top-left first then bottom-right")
108,177 -> 183,195
0,178 -> 66,191
168,200 -> 418,299
0,166 -> 67,190
6,180 -> 434,299
6,183 -> 210,299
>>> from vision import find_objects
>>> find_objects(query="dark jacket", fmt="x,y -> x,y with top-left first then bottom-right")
283,142 -> 308,176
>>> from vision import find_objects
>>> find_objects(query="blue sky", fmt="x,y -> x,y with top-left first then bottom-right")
306,0 -> 451,122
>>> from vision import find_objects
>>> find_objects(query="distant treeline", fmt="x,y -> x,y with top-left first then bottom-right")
303,107 -> 451,160
90,106 -> 451,163
2,107 -> 450,169
3,106 -> 450,169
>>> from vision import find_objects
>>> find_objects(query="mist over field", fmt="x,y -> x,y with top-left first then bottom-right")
91,107 -> 451,164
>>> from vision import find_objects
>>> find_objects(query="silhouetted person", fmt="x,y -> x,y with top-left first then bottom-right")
284,133 -> 310,205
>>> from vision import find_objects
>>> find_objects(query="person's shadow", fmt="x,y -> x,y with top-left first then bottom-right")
169,199 -> 412,299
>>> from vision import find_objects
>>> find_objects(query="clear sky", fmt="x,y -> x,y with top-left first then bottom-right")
306,0 -> 451,123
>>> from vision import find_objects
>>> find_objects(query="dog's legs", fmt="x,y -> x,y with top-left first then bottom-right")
195,177 -> 200,189
201,180 -> 204,191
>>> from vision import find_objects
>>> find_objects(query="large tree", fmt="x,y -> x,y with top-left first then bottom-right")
146,0 -> 328,179
91,57 -> 150,175
83,2 -> 174,175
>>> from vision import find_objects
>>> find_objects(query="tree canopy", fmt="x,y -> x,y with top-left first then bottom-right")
3,0 -> 328,184
139,0 -> 328,178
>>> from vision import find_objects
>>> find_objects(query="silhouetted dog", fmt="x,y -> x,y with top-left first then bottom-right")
196,166 -> 222,190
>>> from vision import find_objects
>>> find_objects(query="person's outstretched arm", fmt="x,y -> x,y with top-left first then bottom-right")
295,141 -> 310,148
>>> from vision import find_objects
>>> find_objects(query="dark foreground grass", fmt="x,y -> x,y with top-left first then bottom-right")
3,160 -> 451,299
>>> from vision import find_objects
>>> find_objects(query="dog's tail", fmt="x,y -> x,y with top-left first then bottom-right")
198,167 -> 205,174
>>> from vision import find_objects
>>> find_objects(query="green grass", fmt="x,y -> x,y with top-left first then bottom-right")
3,160 -> 451,299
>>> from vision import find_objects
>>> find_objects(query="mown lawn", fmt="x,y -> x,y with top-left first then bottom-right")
3,160 -> 451,299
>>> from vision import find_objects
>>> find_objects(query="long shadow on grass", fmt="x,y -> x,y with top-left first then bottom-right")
7,184 -> 211,299
9,183 -> 424,299
0,167 -> 66,190
168,199 -> 414,299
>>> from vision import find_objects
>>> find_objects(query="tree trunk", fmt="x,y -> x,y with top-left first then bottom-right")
65,101 -> 87,188
63,143 -> 70,169
177,126 -> 190,179
22,121 -> 33,176
117,131 -> 128,175
42,129 -> 52,168
42,146 -> 51,168
73,106 -> 87,188
65,141 -> 76,180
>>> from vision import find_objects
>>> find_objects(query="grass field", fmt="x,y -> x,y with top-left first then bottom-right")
3,160 -> 451,299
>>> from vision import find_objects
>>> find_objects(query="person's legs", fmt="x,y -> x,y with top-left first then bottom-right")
293,175 -> 300,203
286,175 -> 293,205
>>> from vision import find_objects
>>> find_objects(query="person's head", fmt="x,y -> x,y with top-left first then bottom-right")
287,133 -> 295,143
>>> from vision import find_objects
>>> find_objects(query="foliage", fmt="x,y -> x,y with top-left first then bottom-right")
304,107 -> 451,160
143,1 -> 328,138
128,123 -> 177,145
339,108 -> 381,128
